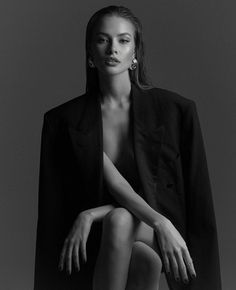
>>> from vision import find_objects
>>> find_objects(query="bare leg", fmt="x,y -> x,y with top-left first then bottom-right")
126,241 -> 162,290
126,222 -> 163,290
92,208 -> 162,290
93,208 -> 140,290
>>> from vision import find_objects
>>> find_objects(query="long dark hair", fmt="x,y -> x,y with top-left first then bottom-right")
85,5 -> 154,93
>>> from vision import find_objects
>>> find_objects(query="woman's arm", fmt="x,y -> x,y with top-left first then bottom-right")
82,204 -> 115,222
103,151 -> 167,229
58,204 -> 115,274
103,151 -> 196,282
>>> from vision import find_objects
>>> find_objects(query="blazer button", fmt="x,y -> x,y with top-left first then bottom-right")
166,183 -> 174,189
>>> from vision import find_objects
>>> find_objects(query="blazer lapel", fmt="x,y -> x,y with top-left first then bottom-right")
131,83 -> 165,207
67,82 -> 165,206
67,91 -> 104,205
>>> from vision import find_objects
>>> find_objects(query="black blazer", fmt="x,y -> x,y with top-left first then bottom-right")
34,82 -> 221,290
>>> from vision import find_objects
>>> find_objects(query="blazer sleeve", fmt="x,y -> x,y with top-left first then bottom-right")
180,101 -> 222,289
34,113 -> 65,290
37,113 -> 64,232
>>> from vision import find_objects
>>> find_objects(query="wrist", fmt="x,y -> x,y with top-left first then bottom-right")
79,210 -> 94,223
79,204 -> 115,223
153,215 -> 170,233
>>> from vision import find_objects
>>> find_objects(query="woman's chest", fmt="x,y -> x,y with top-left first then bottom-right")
101,103 -> 132,164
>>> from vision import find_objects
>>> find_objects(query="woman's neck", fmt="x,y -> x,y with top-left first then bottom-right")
98,72 -> 131,109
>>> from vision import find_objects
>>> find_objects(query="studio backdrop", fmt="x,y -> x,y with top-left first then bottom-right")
0,1 -> 235,289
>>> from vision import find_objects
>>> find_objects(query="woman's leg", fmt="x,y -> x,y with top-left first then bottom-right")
92,207 -> 140,290
92,208 -> 162,290
125,222 -> 163,290
126,241 -> 162,290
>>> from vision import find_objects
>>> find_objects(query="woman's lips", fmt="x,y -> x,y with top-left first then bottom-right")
104,57 -> 120,65
104,59 -> 120,66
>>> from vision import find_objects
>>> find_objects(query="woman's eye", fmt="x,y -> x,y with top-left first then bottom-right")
120,39 -> 130,43
96,38 -> 130,44
97,38 -> 108,43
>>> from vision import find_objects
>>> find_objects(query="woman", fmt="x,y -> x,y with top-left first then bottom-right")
34,5 -> 221,290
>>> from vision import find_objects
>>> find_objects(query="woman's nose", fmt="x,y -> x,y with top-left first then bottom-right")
106,40 -> 118,54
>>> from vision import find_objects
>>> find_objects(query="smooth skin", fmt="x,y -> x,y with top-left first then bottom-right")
58,15 -> 196,289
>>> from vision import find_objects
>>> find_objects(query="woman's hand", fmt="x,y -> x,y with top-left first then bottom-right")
154,218 -> 196,284
58,211 -> 93,274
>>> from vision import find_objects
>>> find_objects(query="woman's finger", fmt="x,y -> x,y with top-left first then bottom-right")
162,252 -> 171,274
73,244 -> 80,271
58,239 -> 68,271
182,248 -> 197,278
174,250 -> 188,283
156,235 -> 170,274
169,253 -> 180,281
81,240 -> 87,263
66,242 -> 73,275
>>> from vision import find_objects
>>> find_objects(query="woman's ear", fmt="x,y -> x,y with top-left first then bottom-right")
87,45 -> 93,59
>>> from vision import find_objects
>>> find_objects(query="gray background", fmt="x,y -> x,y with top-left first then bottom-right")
1,0 -> 235,289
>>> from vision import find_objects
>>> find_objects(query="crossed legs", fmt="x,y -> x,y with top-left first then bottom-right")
92,207 -> 163,290
125,241 -> 162,290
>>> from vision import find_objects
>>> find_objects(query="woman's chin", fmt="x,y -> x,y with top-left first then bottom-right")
98,66 -> 129,77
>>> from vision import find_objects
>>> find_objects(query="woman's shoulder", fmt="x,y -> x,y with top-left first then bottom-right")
145,86 -> 197,119
148,86 -> 196,108
43,92 -> 88,126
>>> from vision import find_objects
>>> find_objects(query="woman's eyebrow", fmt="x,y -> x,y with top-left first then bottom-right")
96,32 -> 132,37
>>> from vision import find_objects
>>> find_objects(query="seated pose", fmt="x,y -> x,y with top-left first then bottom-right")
34,5 -> 222,290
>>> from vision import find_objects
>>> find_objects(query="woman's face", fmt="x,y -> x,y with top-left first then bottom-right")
90,15 -> 136,76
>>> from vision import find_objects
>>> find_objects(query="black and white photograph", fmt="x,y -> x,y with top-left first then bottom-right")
1,1 -> 235,290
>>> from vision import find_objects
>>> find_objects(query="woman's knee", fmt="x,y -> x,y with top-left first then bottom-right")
132,241 -> 163,275
126,241 -> 162,290
102,208 -> 139,245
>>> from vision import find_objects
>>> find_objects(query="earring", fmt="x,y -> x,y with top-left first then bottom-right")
130,58 -> 138,70
88,58 -> 95,68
